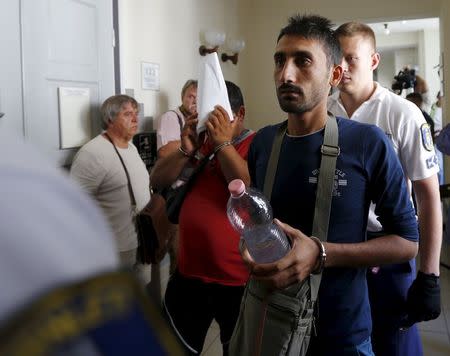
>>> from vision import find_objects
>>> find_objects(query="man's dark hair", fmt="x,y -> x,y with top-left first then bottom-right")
225,80 -> 244,114
277,14 -> 342,66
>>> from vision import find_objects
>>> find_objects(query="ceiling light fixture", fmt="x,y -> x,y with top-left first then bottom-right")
384,23 -> 390,35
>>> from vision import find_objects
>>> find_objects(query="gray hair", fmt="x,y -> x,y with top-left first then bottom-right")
100,94 -> 138,130
181,79 -> 198,99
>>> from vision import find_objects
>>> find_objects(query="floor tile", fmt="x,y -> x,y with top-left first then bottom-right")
201,325 -> 221,356
420,331 -> 450,356
210,320 -> 220,330
420,244 -> 450,355
202,338 -> 222,356
443,307 -> 450,336
418,313 -> 448,333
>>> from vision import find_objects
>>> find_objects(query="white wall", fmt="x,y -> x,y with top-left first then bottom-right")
422,28 -> 442,101
376,32 -> 419,94
377,32 -> 419,50
376,29 -> 440,104
119,0 -> 243,127
377,51 -> 396,89
395,48 -> 418,73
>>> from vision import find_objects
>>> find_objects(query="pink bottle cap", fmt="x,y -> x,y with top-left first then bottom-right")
228,179 -> 245,198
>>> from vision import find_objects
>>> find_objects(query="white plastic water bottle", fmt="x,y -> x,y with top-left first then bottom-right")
227,179 -> 291,263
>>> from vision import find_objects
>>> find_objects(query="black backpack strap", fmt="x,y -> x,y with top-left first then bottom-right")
169,110 -> 184,131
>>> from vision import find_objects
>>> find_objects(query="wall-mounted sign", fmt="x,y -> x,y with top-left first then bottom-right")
141,62 -> 160,91
58,87 -> 91,149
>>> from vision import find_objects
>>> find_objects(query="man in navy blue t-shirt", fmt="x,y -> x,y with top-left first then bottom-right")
239,14 -> 419,355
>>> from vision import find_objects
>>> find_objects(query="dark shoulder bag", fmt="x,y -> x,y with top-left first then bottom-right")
163,109 -> 197,224
165,129 -> 254,224
229,114 -> 339,356
105,133 -> 157,265
165,153 -> 211,224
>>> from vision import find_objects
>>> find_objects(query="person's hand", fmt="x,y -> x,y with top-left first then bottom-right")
180,113 -> 200,155
239,219 -> 320,290
399,271 -> 441,328
205,105 -> 235,148
239,238 -> 255,270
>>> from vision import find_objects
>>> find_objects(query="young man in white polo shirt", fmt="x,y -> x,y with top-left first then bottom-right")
328,22 -> 442,356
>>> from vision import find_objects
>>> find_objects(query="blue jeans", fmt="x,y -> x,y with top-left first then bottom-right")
354,337 -> 375,356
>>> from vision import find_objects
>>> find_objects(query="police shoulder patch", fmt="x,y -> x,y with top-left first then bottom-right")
420,123 -> 434,151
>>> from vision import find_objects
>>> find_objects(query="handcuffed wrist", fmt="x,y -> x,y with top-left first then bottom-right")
417,270 -> 440,286
213,141 -> 232,155
310,236 -> 326,275
178,146 -> 195,158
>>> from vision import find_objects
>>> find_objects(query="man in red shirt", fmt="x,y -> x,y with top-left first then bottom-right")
150,81 -> 254,355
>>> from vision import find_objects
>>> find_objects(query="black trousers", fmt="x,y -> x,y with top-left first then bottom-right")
163,271 -> 245,355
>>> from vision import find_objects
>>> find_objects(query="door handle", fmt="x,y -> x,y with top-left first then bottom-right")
0,112 -> 4,118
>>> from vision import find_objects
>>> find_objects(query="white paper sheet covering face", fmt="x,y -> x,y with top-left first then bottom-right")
197,53 -> 233,133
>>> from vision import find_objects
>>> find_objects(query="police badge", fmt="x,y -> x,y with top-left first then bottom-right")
421,123 -> 434,151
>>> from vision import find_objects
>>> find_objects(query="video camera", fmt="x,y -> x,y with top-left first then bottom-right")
391,68 -> 416,94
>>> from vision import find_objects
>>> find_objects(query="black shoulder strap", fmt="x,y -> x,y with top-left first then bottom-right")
104,133 -> 136,208
169,110 -> 184,131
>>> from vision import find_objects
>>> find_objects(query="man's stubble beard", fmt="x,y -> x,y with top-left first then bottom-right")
277,92 -> 323,114
278,98 -> 310,114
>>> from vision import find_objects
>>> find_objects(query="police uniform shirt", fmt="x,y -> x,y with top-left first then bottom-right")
328,82 -> 439,231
